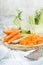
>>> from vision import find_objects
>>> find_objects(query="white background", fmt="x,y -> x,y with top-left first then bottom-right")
0,0 -> 43,20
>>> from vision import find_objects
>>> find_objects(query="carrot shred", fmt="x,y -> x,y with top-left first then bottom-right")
19,34 -> 43,46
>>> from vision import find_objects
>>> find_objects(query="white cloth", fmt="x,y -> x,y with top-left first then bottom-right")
0,44 -> 43,65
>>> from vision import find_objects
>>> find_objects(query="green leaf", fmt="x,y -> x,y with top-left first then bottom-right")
13,10 -> 22,28
38,9 -> 43,24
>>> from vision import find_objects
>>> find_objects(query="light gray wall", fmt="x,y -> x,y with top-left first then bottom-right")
0,0 -> 43,24
0,0 -> 43,16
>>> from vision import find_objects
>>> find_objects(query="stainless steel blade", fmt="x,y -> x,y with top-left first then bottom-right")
25,48 -> 43,60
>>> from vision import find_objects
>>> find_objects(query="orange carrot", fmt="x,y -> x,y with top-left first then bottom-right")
19,34 -> 43,46
3,30 -> 12,35
3,29 -> 20,42
8,33 -> 21,43
2,36 -> 7,42
3,29 -> 19,35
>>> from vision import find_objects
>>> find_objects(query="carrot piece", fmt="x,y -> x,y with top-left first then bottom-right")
2,36 -> 7,42
3,30 -> 20,42
3,29 -> 19,35
3,30 -> 12,35
8,33 -> 21,43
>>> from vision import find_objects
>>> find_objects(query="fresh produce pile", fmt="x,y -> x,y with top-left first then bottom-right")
2,8 -> 43,46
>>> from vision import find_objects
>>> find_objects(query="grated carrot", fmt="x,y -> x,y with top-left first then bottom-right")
19,34 -> 43,46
